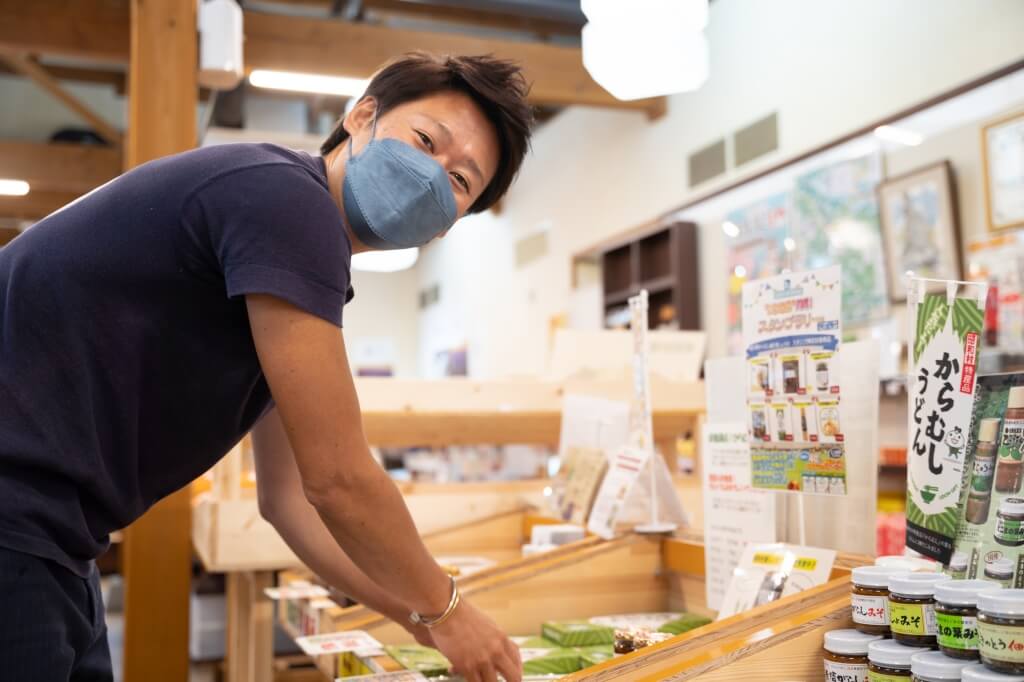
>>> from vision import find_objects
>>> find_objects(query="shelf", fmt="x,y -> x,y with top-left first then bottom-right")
603,287 -> 635,305
637,274 -> 677,294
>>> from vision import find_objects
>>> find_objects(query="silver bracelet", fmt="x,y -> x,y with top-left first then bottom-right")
409,576 -> 460,628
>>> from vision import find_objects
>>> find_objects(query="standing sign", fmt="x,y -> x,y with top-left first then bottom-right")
701,423 -> 777,611
906,281 -> 987,563
742,266 -> 847,494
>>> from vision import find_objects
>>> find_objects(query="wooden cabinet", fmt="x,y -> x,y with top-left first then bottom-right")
601,221 -> 700,331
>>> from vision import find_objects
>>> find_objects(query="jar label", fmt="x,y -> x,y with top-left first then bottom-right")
889,601 -> 936,636
972,458 -> 995,491
999,419 -> 1024,462
936,612 -> 978,650
996,516 -> 1024,544
867,671 -> 909,682
979,621 -> 1024,663
824,660 -> 867,682
852,593 -> 889,626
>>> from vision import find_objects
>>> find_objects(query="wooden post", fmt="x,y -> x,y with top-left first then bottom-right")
226,571 -> 275,682
121,1 -> 197,681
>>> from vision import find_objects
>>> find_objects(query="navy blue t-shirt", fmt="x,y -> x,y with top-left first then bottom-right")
0,143 -> 352,577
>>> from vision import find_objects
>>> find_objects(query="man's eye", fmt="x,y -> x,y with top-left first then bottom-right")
451,172 -> 469,192
416,130 -> 434,152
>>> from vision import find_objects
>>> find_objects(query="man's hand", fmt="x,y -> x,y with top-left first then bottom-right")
429,601 -> 522,682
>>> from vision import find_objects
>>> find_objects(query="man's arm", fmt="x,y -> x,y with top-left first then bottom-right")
245,294 -> 520,682
251,407 -> 431,644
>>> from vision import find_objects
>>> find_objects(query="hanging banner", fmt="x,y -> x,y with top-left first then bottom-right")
906,281 -> 987,563
742,266 -> 847,494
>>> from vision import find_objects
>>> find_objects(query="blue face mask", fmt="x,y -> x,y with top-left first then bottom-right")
341,118 -> 458,250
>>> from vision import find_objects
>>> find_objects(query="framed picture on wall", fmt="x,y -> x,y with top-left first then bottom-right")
982,110 -> 1024,232
878,160 -> 961,303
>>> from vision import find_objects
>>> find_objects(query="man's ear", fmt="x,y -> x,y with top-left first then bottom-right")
343,96 -> 378,137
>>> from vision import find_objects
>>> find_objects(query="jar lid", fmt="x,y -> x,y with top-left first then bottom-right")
889,571 -> 951,596
935,579 -> 1002,606
978,588 -> 1024,616
979,417 -> 1003,443
911,651 -> 972,680
947,551 -> 969,571
1008,385 -> 1024,410
868,639 -> 931,668
823,628 -> 882,656
999,498 -> 1024,516
876,555 -> 940,572
853,565 -> 906,588
963,662 -> 1024,681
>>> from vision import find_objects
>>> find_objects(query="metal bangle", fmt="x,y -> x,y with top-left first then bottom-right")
409,576 -> 460,628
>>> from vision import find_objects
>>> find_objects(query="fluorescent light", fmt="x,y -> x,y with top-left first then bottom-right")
249,70 -> 368,98
0,179 -> 29,196
783,237 -> 796,252
874,125 -> 924,146
722,221 -> 740,238
351,248 -> 419,273
734,265 -> 747,278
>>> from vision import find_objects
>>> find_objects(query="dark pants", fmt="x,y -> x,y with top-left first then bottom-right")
0,546 -> 113,681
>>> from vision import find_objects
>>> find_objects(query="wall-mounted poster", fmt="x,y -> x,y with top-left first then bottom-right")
982,110 -> 1024,233
905,282 -> 986,564
742,266 -> 846,495
879,161 -> 962,303
792,154 -> 888,326
724,192 -> 791,355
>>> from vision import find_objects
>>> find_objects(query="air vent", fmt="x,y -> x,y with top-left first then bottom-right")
688,139 -> 726,187
515,230 -> 549,268
733,112 -> 778,167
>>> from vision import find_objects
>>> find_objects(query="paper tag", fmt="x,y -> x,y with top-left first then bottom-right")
264,585 -> 329,600
295,630 -> 383,656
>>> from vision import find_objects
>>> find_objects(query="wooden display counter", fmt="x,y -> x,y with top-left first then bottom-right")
280,534 -> 867,680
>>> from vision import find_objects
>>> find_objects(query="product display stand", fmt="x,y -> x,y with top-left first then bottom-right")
192,377 -> 706,680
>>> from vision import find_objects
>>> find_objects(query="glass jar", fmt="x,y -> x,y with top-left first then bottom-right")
945,552 -> 970,580
824,629 -> 882,682
889,573 -> 952,647
869,639 -> 931,681
985,559 -> 1016,588
978,589 -> 1024,674
853,566 -> 906,635
961,662 -> 1024,681
935,580 -> 1003,659
910,650 -> 971,681
995,499 -> 1024,547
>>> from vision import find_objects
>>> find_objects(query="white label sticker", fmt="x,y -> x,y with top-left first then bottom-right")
824,659 -> 868,682
851,593 -> 888,625
295,630 -> 382,657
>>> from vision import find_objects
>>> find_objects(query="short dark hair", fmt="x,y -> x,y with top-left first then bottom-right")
321,52 -> 534,214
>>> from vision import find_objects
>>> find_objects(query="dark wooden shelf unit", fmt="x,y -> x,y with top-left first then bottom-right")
600,221 -> 700,331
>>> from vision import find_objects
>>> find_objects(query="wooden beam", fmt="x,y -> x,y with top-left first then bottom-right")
120,1 -> 197,682
0,189 -> 80,220
0,0 -> 664,114
0,227 -> 20,245
0,140 -> 121,194
0,51 -> 123,145
0,61 -> 126,91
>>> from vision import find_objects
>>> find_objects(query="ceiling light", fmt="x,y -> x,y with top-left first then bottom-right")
351,248 -> 419,273
581,0 -> 710,100
874,125 -> 924,146
0,179 -> 29,196
722,221 -> 740,238
784,237 -> 796,252
249,70 -> 368,98
734,265 -> 747,278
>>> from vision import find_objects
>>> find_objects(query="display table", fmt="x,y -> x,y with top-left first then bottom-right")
280,533 -> 867,680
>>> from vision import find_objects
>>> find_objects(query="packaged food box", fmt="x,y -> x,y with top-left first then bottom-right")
577,645 -> 615,667
511,636 -> 560,649
384,645 -> 450,677
657,613 -> 712,636
521,648 -> 583,675
540,620 -> 614,647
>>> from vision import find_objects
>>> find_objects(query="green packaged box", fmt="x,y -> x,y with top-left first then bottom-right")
541,620 -> 614,647
521,648 -> 583,675
511,636 -> 560,649
658,613 -> 712,636
578,645 -> 615,668
384,644 -> 451,677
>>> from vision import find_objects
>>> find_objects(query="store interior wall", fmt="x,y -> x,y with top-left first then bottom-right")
346,268 -> 421,377
416,0 -> 1024,378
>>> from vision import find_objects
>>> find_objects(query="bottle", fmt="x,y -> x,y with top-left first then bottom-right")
986,279 -> 1000,348
996,387 -> 1024,494
816,361 -> 829,391
968,418 -> 1003,524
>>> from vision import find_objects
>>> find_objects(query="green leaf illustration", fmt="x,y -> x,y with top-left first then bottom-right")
952,297 -> 985,345
905,496 -> 960,538
913,293 -> 949,365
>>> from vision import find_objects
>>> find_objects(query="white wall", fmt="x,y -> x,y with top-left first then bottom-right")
345,268 -> 421,377
417,0 -> 1024,378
